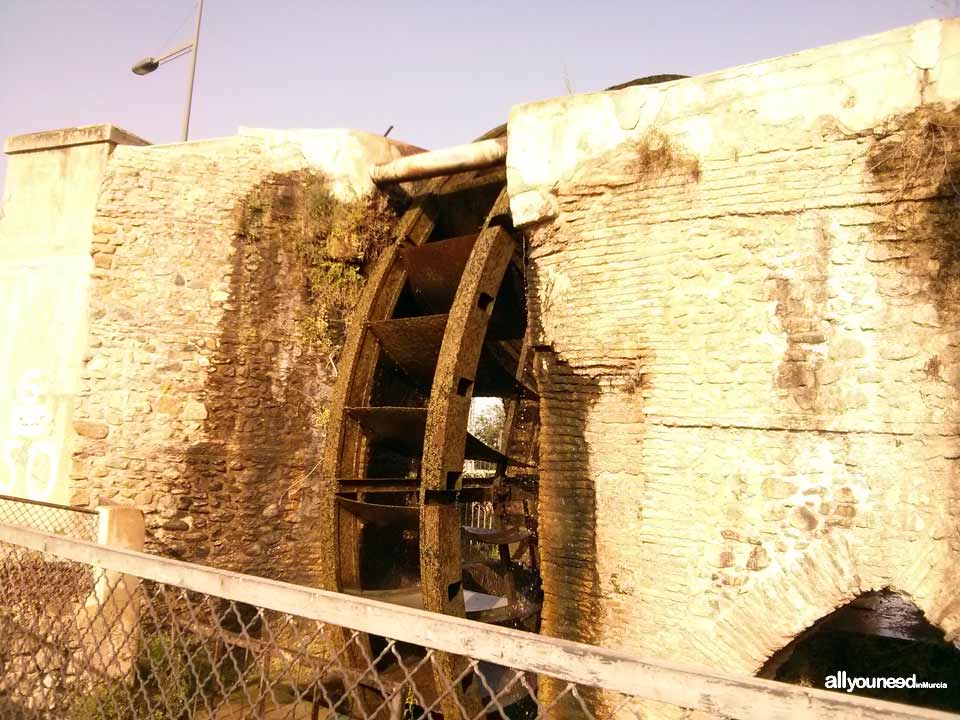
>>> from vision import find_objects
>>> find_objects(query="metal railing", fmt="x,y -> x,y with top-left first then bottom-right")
0,493 -> 98,542
463,460 -> 497,478
0,522 -> 954,720
461,501 -> 497,566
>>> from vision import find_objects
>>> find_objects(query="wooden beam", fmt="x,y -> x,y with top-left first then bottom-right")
1,523 -> 954,720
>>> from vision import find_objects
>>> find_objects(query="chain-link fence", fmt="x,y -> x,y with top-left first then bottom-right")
0,522 -> 953,720
0,494 -> 98,541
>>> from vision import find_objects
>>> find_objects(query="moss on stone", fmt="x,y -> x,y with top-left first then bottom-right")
631,129 -> 702,183
234,171 -> 402,359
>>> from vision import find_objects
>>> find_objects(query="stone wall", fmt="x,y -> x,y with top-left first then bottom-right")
68,130 -> 407,582
505,17 -> 960,708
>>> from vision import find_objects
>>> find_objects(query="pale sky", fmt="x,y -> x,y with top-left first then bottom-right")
0,1 -> 950,197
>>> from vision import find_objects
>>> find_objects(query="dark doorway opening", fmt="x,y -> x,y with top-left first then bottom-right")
761,590 -> 960,712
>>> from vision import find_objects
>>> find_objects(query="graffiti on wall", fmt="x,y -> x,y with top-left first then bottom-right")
1,369 -> 59,501
1,256 -> 91,506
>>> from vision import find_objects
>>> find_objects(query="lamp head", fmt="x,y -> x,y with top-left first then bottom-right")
131,57 -> 160,75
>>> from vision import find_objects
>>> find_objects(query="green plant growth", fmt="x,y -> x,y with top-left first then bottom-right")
67,631 -> 242,720
297,175 -> 398,354
66,681 -> 130,720
402,686 -> 418,719
138,633 -> 196,719
469,399 -> 506,450
235,172 -> 401,359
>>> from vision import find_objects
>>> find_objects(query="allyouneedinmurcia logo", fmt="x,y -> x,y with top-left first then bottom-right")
825,671 -> 948,693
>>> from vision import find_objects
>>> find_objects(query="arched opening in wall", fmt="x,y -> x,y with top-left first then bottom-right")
760,590 -> 960,712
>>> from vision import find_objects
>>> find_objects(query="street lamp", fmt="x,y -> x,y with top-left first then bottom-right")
131,0 -> 204,142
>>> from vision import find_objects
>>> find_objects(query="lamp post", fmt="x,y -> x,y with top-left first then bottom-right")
131,0 -> 204,142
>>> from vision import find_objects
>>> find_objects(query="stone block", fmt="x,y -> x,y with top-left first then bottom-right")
73,420 -> 109,440
181,400 -> 208,421
762,478 -> 796,500
746,546 -> 771,571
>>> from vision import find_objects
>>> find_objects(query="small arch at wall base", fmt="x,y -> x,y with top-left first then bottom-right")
760,589 -> 960,713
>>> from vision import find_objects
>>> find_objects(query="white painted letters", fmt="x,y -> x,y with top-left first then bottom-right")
2,370 -> 59,500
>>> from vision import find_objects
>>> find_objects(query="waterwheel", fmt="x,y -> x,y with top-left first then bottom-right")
318,135 -> 541,718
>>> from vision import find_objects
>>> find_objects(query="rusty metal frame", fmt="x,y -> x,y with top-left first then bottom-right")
418,192 -> 516,717
318,177 -> 529,718
317,188 -> 439,717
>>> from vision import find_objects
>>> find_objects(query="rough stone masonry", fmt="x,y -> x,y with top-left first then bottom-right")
505,17 -> 960,712
8,127 -> 414,582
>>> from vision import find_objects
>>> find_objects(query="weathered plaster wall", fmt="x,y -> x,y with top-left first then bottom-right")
68,130 -> 408,581
506,17 -> 960,709
0,126 -> 148,505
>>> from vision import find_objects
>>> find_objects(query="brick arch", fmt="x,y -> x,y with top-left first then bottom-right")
699,534 -> 867,674
700,534 -> 960,676
892,546 -> 960,646
923,593 -> 960,645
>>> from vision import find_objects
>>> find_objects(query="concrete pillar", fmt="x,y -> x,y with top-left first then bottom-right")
77,504 -> 145,679
95,504 -> 146,551
0,125 -> 149,507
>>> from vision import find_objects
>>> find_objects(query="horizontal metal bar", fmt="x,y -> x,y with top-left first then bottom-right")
0,522 -> 952,720
156,39 -> 193,65
0,494 -> 97,515
371,137 -> 507,184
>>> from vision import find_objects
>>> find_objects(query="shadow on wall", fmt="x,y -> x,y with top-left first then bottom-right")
533,350 -> 603,717
177,173 -> 339,580
863,103 -> 960,641
173,171 -> 402,582
526,135 -> 674,715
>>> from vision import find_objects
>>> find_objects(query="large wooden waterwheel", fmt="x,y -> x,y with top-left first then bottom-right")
318,136 -> 541,717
